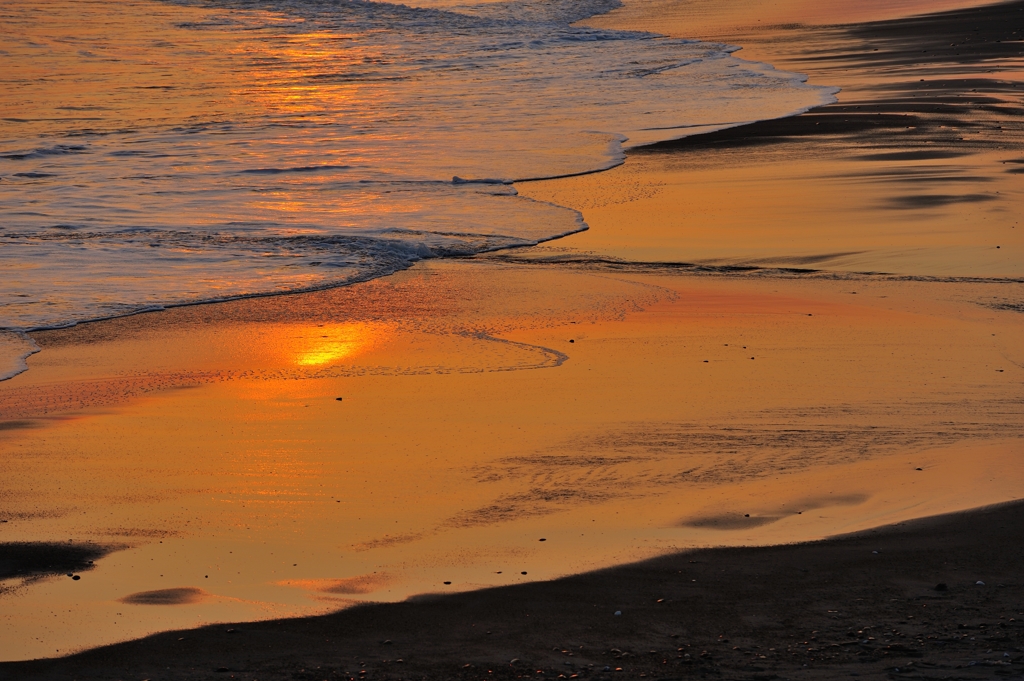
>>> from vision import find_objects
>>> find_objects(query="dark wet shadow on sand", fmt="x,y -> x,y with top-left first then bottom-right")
120,587 -> 208,605
738,251 -> 865,266
854,150 -> 970,162
317,574 -> 394,595
883,193 -> 997,209
683,514 -> 782,530
0,542 -> 118,581
278,573 -> 395,595
0,420 -> 38,431
681,493 -> 871,531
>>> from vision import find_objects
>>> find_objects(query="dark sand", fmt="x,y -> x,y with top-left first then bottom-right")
2,1 -> 1023,677
0,543 -> 117,586
4,501 -> 1023,680
639,1 -> 1024,159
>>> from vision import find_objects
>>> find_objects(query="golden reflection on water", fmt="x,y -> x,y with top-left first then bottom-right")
233,24 -> 380,117
289,322 -> 379,367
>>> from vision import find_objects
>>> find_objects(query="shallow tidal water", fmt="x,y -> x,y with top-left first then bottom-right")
0,0 -> 831,336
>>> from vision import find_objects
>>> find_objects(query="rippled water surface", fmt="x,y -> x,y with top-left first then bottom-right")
0,0 -> 833,337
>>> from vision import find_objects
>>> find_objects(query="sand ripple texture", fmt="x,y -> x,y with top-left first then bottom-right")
0,0 -> 833,339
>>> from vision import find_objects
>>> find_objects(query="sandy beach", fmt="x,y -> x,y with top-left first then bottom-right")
1,0 -> 1023,676
525,0 -> 1024,275
5,500 -> 1024,679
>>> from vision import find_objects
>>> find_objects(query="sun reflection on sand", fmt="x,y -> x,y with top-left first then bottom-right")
289,322 -> 380,367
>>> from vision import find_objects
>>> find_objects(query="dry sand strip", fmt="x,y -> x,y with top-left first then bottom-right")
3,500 -> 1022,680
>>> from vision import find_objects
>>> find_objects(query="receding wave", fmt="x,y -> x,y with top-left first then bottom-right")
0,0 -> 836,377
0,332 -> 39,382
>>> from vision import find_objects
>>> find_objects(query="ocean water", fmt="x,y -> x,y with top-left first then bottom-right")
0,0 -> 835,373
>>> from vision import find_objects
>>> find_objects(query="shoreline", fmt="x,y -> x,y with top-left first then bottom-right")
517,0 -> 1023,276
5,0 -> 1020,376
0,0 -> 831,369
1,0 -> 1023,671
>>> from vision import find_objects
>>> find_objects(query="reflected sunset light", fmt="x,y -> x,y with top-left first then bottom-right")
2,0 -> 1023,671
288,322 -> 379,367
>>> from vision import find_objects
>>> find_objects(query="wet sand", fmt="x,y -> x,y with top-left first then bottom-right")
4,264 -> 1022,659
5,500 -> 1024,679
1,0 -> 1023,674
520,0 -> 1024,275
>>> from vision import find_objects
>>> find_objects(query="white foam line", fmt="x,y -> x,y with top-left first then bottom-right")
0,331 -> 41,382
